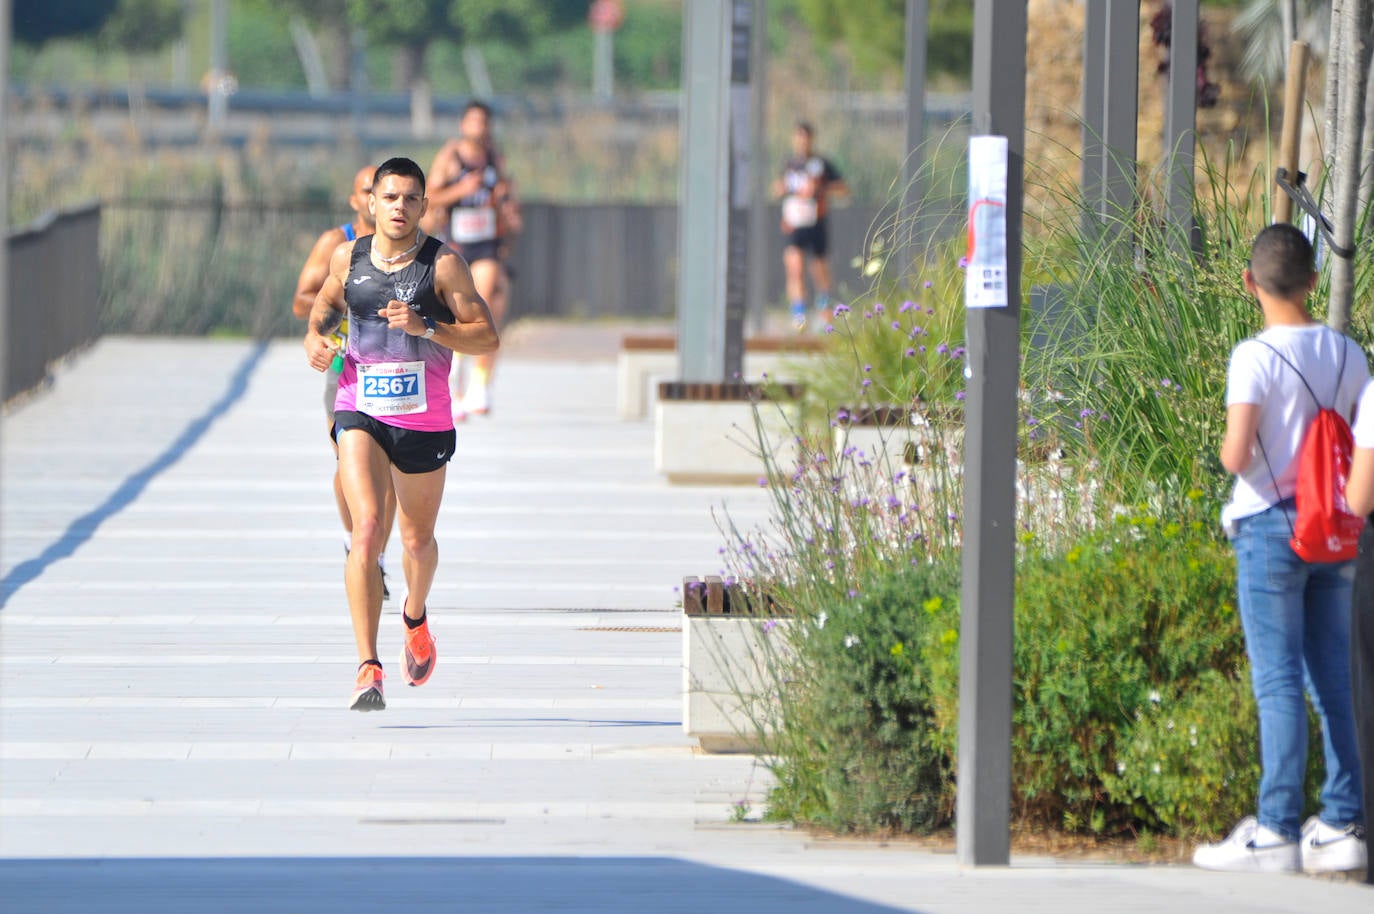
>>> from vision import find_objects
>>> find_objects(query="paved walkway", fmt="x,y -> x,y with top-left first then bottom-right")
2,331 -> 1369,912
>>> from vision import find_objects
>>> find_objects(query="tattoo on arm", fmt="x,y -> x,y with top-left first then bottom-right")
312,308 -> 343,337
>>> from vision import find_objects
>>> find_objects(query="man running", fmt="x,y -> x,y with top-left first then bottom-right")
304,156 -> 499,711
773,122 -> 848,332
424,100 -> 522,420
293,165 -> 398,599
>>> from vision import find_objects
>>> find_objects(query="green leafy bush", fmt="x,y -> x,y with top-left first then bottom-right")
763,560 -> 962,834
1001,508 -> 1245,835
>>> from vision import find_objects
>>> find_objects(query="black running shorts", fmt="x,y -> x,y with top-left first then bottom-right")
785,220 -> 829,257
332,410 -> 456,475
454,239 -> 502,265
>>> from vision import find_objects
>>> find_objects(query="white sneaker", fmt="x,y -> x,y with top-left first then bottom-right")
1193,816 -> 1300,873
1300,816 -> 1367,874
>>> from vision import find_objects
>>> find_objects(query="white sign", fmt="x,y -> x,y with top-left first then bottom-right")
965,135 -> 1009,309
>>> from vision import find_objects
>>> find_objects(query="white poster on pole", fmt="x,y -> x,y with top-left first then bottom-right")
965,135 -> 1009,309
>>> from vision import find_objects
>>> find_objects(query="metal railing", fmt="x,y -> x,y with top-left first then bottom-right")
97,198 -> 917,336
5,204 -> 101,402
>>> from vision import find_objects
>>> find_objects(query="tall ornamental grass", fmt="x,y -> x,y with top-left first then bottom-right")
716,140 -> 1358,841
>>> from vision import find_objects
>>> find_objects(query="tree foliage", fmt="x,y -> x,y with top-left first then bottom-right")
12,0 -> 118,46
787,0 -> 972,80
99,0 -> 184,54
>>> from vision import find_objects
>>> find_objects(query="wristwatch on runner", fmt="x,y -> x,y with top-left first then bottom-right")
421,315 -> 437,339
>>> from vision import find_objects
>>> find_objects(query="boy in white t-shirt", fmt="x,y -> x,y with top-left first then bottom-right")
1194,223 -> 1368,874
1337,372 -> 1374,885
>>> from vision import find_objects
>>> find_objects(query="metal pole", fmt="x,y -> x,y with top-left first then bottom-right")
1,0 -> 9,526
722,0 -> 755,379
1100,1 -> 1139,238
208,0 -> 229,132
901,0 -> 929,265
747,0 -> 769,333
1080,0 -> 1105,238
676,1 -> 730,381
959,0 -> 1025,869
593,30 -> 614,103
1164,0 -> 1198,255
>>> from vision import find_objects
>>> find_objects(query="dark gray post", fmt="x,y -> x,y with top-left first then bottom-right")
1,0 -> 8,411
722,0 -> 756,379
747,0 -> 770,334
677,1 -> 730,381
959,0 -> 1025,868
1080,0 -> 1106,234
901,0 -> 929,261
1164,0 -> 1199,256
1101,1 -> 1140,232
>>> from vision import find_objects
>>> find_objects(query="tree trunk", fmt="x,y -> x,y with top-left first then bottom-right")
1327,0 -> 1371,332
321,19 -> 352,90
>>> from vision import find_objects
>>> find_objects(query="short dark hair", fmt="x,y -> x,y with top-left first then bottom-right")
1249,223 -> 1314,298
373,156 -> 426,196
463,100 -> 492,119
795,121 -> 815,138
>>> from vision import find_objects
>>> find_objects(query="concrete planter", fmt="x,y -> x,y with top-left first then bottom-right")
831,406 -> 964,501
681,575 -> 789,753
618,335 -> 825,419
654,381 -> 804,485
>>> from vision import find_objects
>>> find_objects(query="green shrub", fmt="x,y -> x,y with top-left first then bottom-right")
1000,508 -> 1244,835
763,560 -> 962,834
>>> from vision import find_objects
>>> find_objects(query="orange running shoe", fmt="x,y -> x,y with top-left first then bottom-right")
349,662 -> 385,711
401,602 -> 437,687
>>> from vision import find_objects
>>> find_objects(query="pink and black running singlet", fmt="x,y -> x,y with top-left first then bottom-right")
333,235 -> 456,432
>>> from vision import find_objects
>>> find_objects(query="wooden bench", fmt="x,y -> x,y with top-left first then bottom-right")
617,334 -> 827,419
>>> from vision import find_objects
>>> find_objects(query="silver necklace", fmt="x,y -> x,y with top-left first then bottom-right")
376,233 -> 423,266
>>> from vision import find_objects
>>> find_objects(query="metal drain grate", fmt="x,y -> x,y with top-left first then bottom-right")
578,626 -> 682,633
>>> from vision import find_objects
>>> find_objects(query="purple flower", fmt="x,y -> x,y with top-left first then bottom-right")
1160,378 -> 1173,388
919,345 -> 927,353
863,364 -> 873,373
848,589 -> 860,598
862,379 -> 872,388
863,310 -> 873,320
955,391 -> 966,401
952,346 -> 966,359
761,619 -> 778,633
874,303 -> 885,314
1079,408 -> 1095,419
891,321 -> 902,330
923,280 -> 933,289
1027,417 -> 1039,428
936,343 -> 950,355
958,256 -> 969,269
900,300 -> 917,313
905,348 -> 916,357
836,408 -> 850,421
757,477 -> 768,487
824,324 -> 835,334
833,303 -> 851,315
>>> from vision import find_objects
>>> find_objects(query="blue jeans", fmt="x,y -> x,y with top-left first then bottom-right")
1231,500 -> 1364,840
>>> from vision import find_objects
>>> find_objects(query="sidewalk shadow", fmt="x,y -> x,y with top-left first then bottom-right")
0,342 -> 269,606
0,855 -> 926,913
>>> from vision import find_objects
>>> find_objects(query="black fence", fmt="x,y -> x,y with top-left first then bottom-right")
507,201 -> 895,320
5,205 -> 102,402
98,198 -> 916,337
